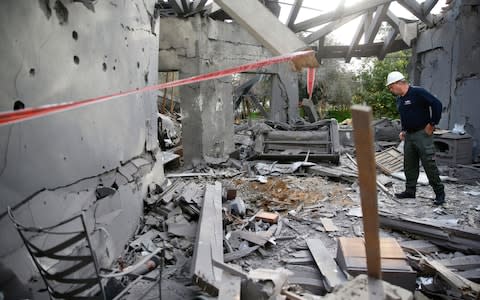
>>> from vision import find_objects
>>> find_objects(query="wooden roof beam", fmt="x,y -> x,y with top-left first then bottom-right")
317,39 -> 409,60
287,0 -> 303,29
364,4 -> 390,44
385,10 -> 417,46
190,0 -> 208,12
345,14 -> 367,63
421,0 -> 439,15
397,0 -> 434,27
291,0 -> 392,33
304,13 -> 361,45
378,28 -> 399,60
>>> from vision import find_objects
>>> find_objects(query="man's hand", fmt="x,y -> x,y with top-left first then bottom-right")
425,123 -> 435,136
399,131 -> 405,141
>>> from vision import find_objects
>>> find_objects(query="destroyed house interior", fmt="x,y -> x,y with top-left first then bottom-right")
1,0 -> 480,299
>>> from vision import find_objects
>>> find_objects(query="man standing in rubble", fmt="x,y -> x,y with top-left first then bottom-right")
386,71 -> 445,205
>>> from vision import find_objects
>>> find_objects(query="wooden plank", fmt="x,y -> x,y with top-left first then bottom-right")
421,257 -> 480,298
192,182 -> 223,296
364,4 -> 389,44
436,256 -> 480,271
400,240 -> 440,254
379,211 -> 480,253
320,218 -> 339,232
287,0 -> 303,29
291,0 -> 392,32
345,14 -> 366,63
351,105 -> 381,279
307,239 -> 347,291
224,245 -> 260,263
397,0 -> 434,27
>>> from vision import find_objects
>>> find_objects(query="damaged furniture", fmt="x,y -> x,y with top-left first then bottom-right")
7,207 -> 161,300
254,119 -> 341,163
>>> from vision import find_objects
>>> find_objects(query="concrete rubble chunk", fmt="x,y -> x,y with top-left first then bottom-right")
322,274 -> 413,300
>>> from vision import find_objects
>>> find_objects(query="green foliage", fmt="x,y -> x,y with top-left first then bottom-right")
353,50 -> 411,119
325,108 -> 351,122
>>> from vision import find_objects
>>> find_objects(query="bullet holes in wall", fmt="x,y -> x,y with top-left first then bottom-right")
13,100 -> 25,110
72,31 -> 78,40
73,56 -> 80,64
29,68 -> 35,76
102,63 -> 107,71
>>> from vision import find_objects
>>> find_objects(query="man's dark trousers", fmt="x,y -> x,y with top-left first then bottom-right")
404,130 -> 444,195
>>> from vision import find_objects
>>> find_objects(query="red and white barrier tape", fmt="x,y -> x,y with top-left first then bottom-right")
0,50 -> 314,126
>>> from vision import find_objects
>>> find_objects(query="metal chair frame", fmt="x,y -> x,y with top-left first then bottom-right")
8,206 -> 161,300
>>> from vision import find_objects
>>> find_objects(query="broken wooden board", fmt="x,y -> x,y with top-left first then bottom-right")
421,256 -> 480,299
192,182 -> 223,296
307,165 -> 358,182
285,265 -> 326,295
351,105 -> 382,280
306,239 -> 347,292
379,211 -> 480,254
400,240 -> 440,255
235,230 -> 274,246
375,147 -> 404,175
436,255 -> 480,271
320,218 -> 339,232
224,245 -> 260,263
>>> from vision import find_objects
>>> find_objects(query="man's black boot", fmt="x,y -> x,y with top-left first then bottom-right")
434,191 -> 445,205
394,190 -> 416,199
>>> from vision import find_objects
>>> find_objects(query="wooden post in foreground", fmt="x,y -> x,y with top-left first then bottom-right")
351,105 -> 381,279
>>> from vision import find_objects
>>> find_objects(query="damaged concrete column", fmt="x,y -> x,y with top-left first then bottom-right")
181,77 -> 234,164
159,15 -> 274,165
271,64 -> 300,123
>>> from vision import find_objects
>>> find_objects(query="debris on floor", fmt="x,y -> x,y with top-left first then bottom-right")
115,118 -> 480,299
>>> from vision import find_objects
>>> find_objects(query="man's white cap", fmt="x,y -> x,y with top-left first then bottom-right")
386,71 -> 405,86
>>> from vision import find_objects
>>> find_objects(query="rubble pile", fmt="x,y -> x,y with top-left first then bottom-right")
120,116 -> 480,299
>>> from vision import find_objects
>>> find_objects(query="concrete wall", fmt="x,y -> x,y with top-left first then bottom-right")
0,0 -> 162,281
412,0 -> 480,160
159,16 -> 300,164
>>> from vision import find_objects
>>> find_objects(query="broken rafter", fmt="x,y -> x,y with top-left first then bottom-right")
287,0 -> 303,29
385,10 -> 417,46
307,239 -> 347,291
317,39 -> 409,59
364,4 -> 390,44
190,0 -> 208,12
292,0 -> 392,32
378,28 -> 399,60
345,14 -> 366,63
304,13 -> 361,45
379,211 -> 480,254
397,0 -> 434,27
421,0 -> 439,15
